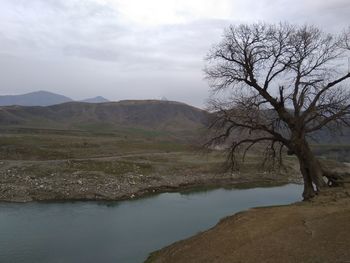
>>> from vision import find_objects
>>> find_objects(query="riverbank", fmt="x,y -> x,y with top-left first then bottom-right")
1,150 -> 349,203
0,151 -> 302,202
1,129 -> 348,203
145,186 -> 350,263
0,184 -> 303,263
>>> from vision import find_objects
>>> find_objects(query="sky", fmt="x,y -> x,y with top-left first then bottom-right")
0,0 -> 349,108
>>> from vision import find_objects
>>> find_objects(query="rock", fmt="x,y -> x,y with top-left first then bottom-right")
77,180 -> 83,185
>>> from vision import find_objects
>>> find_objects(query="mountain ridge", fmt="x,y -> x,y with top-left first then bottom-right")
0,100 -> 209,133
0,91 -> 110,106
81,96 -> 109,103
0,91 -> 73,106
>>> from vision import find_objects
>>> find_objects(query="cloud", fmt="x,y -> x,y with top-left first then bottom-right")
0,0 -> 349,107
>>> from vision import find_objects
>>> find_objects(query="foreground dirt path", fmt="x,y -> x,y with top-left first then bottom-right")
146,188 -> 350,263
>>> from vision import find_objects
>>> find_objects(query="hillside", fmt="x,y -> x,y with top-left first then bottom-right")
81,96 -> 109,103
0,100 -> 209,133
0,91 -> 73,106
0,91 -> 111,106
0,98 -> 348,145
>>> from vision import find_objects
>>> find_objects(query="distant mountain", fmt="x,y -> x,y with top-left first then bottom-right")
0,91 -> 73,106
0,100 -> 209,132
0,91 -> 111,106
81,96 -> 109,103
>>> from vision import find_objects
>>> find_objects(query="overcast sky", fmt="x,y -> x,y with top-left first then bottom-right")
0,0 -> 349,107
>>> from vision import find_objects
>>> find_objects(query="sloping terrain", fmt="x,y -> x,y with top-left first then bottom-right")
81,96 -> 109,103
0,100 -> 209,133
0,91 -> 113,106
146,187 -> 350,263
0,91 -> 73,106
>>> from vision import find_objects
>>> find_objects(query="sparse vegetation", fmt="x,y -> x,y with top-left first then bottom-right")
0,128 -> 305,202
0,128 -> 191,160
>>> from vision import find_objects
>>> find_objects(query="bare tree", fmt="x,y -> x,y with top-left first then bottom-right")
205,23 -> 350,200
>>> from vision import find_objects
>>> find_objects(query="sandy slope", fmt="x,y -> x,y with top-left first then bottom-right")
146,187 -> 350,263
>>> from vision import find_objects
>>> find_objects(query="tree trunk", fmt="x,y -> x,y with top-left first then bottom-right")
292,138 -> 327,200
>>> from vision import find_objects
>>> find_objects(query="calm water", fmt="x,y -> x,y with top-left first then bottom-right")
0,184 -> 302,263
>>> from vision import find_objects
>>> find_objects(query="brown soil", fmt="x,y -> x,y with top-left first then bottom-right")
146,187 -> 350,263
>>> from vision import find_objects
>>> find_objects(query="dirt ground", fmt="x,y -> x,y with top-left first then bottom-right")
0,130 -> 304,202
0,130 -> 346,203
146,187 -> 350,263
0,151 -> 302,202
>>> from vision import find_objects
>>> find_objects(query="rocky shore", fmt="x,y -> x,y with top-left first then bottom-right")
0,153 -> 301,202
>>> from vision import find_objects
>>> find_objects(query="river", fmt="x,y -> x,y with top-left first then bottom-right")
0,183 -> 302,263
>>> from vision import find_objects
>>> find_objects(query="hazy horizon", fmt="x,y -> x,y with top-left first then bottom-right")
1,0 -> 349,108
0,89 -> 196,106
